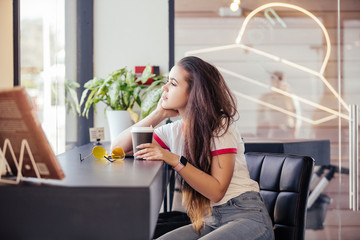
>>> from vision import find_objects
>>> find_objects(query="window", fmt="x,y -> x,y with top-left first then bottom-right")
20,0 -> 66,154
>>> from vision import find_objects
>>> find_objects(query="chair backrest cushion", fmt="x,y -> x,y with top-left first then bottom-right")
245,152 -> 314,240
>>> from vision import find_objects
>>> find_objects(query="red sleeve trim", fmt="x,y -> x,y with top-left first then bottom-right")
211,148 -> 237,156
154,132 -> 170,151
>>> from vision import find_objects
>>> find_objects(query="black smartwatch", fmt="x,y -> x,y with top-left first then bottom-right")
173,156 -> 188,171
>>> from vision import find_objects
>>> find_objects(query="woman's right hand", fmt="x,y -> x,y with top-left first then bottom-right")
111,98 -> 178,153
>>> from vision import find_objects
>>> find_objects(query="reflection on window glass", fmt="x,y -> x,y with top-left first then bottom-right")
175,2 -> 340,140
20,0 -> 65,154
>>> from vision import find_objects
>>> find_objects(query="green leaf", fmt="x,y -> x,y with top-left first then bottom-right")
82,89 -> 97,118
123,91 -> 131,109
141,87 -> 163,119
79,88 -> 90,107
135,95 -> 142,107
136,65 -> 156,84
108,80 -> 121,109
68,87 -> 80,114
65,80 -> 80,115
66,80 -> 80,89
84,77 -> 104,90
130,82 -> 138,88
126,71 -> 135,85
133,86 -> 142,99
142,79 -> 165,96
96,77 -> 111,95
153,73 -> 168,81
83,79 -> 93,89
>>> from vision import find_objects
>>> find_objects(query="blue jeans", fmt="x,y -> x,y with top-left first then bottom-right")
157,191 -> 274,240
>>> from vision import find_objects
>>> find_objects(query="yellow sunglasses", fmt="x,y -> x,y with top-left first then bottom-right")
80,146 -> 125,162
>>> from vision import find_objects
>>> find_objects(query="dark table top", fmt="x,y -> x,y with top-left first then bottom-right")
0,142 -> 169,240
41,142 -> 166,187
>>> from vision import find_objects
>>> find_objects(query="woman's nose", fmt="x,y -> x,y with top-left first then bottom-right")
162,83 -> 169,92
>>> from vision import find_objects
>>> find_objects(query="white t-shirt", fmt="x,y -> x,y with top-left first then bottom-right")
154,119 -> 259,207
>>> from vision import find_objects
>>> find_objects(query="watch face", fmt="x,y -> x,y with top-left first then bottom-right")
180,156 -> 187,166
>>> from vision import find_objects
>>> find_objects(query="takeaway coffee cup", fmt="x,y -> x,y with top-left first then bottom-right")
131,126 -> 154,160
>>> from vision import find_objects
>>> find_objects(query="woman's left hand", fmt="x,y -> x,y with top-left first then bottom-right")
135,143 -> 178,167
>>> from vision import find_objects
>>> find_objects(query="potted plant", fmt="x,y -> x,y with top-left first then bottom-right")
66,65 -> 166,141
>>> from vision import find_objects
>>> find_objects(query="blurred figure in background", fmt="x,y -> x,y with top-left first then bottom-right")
257,71 -> 300,139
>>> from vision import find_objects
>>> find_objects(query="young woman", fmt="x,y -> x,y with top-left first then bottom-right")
112,56 -> 274,240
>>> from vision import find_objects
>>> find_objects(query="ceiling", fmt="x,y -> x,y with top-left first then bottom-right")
175,0 -> 360,17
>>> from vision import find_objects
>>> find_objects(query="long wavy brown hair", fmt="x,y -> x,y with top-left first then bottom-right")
178,56 -> 238,232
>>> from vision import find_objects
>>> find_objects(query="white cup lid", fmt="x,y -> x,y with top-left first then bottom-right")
131,126 -> 154,133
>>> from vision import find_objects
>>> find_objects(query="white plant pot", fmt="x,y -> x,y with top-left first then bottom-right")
106,110 -> 133,142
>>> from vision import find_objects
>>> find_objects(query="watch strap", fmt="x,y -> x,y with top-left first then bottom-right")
173,156 -> 188,172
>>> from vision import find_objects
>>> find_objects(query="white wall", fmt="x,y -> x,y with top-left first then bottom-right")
0,0 -> 14,89
93,0 -> 169,141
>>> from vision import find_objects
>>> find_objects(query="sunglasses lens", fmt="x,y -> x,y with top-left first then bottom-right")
111,147 -> 125,160
93,146 -> 108,159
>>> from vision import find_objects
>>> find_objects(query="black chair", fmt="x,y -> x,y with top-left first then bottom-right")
245,152 -> 314,240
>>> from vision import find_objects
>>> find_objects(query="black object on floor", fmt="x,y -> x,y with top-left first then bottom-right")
153,211 -> 190,239
306,194 -> 331,230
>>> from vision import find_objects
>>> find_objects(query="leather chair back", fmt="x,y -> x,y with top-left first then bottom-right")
245,152 -> 314,240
